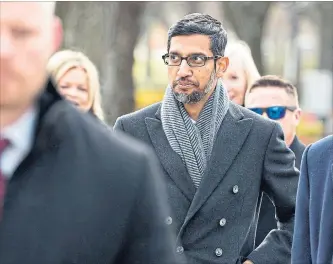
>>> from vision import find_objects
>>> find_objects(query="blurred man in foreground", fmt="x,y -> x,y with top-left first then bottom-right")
0,2 -> 176,264
292,135 -> 333,264
245,75 -> 305,246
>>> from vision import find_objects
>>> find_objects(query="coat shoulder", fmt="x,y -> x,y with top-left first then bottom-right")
114,102 -> 162,133
63,104 -> 152,169
231,102 -> 277,132
302,135 -> 332,188
117,102 -> 161,123
307,135 -> 333,164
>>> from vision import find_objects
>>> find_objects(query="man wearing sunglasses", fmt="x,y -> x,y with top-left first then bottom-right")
245,75 -> 306,247
0,2 -> 178,264
115,13 -> 299,264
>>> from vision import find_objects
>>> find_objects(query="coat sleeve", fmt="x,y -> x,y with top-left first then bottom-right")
246,123 -> 299,264
116,148 -> 181,264
291,145 -> 312,264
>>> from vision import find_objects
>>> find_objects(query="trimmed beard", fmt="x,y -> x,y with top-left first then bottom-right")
173,71 -> 216,104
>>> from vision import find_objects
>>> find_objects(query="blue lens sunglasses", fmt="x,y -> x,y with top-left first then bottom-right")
248,106 -> 297,120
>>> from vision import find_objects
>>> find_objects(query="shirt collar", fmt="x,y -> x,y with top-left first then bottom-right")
1,106 -> 38,153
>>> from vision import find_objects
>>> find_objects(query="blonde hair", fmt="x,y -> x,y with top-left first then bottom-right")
47,50 -> 104,120
224,40 -> 261,93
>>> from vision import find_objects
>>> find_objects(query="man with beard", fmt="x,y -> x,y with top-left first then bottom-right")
114,13 -> 299,264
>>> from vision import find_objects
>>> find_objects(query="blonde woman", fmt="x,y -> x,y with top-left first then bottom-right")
47,50 -> 104,120
222,40 -> 261,106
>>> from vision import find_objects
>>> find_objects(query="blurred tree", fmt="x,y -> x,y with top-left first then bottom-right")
300,2 -> 333,106
316,2 -> 333,116
221,2 -> 272,75
56,1 -> 146,125
297,2 -> 333,71
316,3 -> 333,72
282,2 -> 302,97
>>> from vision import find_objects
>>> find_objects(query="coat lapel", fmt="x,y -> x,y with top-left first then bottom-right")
145,107 -> 196,202
182,104 -> 253,225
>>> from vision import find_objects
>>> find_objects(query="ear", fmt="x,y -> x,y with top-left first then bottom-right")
216,57 -> 229,78
294,107 -> 302,126
52,16 -> 63,53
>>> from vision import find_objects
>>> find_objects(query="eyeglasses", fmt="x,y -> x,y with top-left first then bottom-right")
162,53 -> 222,67
248,106 -> 297,120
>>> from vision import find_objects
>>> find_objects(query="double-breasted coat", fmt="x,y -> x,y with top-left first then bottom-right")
114,102 -> 299,264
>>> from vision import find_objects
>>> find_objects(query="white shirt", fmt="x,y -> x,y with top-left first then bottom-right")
0,107 -> 38,179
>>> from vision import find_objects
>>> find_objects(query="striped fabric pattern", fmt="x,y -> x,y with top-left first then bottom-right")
161,79 -> 229,188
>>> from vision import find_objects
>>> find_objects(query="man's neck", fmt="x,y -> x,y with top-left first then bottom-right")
286,133 -> 296,147
0,105 -> 33,130
184,100 -> 207,121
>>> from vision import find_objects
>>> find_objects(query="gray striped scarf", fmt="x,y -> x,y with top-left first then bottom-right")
161,79 -> 229,188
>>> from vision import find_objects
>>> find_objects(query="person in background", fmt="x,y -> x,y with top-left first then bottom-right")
115,13 -> 299,264
221,40 -> 260,106
292,135 -> 333,264
245,75 -> 306,247
47,49 -> 104,120
0,2 -> 177,264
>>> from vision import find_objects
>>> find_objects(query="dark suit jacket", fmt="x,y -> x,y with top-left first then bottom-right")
255,136 -> 305,247
0,81 -> 177,264
290,136 -> 307,169
114,102 -> 299,264
292,135 -> 333,264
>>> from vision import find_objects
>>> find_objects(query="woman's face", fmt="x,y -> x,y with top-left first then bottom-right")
57,67 -> 92,112
222,58 -> 247,105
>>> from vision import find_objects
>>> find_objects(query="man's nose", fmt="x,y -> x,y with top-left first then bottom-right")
177,59 -> 192,78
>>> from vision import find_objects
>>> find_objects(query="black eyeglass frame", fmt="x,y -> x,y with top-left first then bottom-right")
161,53 -> 222,68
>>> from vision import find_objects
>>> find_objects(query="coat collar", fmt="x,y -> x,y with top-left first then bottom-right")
12,78 -> 68,178
146,102 -> 253,224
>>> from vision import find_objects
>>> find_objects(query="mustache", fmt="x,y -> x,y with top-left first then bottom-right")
172,77 -> 199,88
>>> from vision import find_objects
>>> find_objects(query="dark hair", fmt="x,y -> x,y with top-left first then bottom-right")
249,75 -> 299,102
167,13 -> 228,56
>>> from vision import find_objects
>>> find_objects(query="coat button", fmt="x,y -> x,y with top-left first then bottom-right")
165,216 -> 172,225
219,218 -> 226,227
232,185 -> 239,194
215,248 -> 223,257
176,246 -> 184,254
